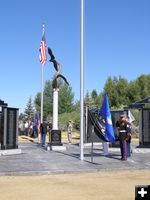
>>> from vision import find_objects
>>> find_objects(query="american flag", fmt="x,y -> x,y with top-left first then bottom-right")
39,35 -> 47,65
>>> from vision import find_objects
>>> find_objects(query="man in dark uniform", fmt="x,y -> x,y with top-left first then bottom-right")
116,114 -> 131,160
125,117 -> 132,157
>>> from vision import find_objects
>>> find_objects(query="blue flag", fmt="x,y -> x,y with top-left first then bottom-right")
35,113 -> 39,131
99,93 -> 115,143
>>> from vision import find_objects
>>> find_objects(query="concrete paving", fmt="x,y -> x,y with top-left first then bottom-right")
0,141 -> 149,175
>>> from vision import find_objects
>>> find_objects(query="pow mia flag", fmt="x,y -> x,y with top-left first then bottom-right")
135,185 -> 150,199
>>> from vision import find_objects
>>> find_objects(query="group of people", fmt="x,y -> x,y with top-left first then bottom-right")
19,118 -> 73,146
40,120 -> 73,146
19,120 -> 39,138
20,114 -> 132,160
116,114 -> 132,161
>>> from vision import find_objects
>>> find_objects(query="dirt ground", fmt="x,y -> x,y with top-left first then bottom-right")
0,169 -> 150,200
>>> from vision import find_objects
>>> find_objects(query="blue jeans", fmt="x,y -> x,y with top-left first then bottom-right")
41,133 -> 46,146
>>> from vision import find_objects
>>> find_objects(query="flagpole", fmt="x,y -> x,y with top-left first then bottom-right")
41,64 -> 44,123
40,23 -> 45,124
80,0 -> 84,160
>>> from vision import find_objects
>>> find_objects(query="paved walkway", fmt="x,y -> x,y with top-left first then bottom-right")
0,141 -> 150,175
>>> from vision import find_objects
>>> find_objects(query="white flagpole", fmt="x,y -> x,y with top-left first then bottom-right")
40,23 -> 45,124
41,64 -> 44,124
80,0 -> 84,160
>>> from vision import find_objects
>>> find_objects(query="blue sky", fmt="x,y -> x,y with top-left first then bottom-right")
0,0 -> 150,113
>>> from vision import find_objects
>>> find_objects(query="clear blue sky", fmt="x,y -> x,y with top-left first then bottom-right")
0,0 -> 150,113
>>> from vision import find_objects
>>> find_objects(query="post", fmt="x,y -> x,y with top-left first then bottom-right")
50,88 -> 62,148
85,105 -> 88,141
91,125 -> 94,163
80,0 -> 84,160
41,64 -> 44,123
103,142 -> 109,156
53,88 -> 59,130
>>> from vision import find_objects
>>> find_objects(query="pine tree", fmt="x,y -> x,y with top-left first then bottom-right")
24,96 -> 35,121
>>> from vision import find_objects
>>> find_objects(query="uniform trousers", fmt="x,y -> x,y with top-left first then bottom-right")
119,139 -> 127,160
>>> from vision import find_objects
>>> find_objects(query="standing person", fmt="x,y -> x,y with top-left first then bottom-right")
37,119 -> 41,144
40,119 -> 47,147
24,121 -> 29,136
29,121 -> 33,137
19,121 -> 24,135
116,114 -> 131,160
125,117 -> 132,157
67,120 -> 73,143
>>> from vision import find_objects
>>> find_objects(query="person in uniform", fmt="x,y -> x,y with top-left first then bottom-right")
67,120 -> 73,143
116,114 -> 131,160
124,117 -> 132,157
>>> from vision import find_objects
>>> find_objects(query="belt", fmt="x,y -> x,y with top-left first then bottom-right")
119,130 -> 127,133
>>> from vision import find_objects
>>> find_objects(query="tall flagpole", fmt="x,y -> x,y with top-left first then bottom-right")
41,64 -> 44,124
40,23 -> 45,124
80,0 -> 84,160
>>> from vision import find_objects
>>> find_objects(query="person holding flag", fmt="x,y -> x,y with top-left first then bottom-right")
116,114 -> 132,160
99,93 -> 115,155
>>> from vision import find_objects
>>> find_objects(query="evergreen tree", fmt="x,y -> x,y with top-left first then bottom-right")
24,96 -> 35,120
104,76 -> 119,107
34,92 -> 41,113
91,89 -> 98,107
43,80 -> 53,116
135,74 -> 150,99
34,80 -> 74,115
84,91 -> 92,106
58,81 -> 74,114
116,76 -> 129,106
127,81 -> 141,103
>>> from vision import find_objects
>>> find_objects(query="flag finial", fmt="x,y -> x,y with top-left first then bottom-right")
42,23 -> 45,35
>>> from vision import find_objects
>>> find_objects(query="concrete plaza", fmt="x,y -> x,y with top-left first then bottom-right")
0,139 -> 149,175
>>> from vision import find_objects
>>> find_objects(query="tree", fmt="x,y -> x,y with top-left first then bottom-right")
43,80 -> 53,117
58,80 -> 74,114
104,76 -> 119,107
34,92 -> 41,113
127,81 -> 141,103
135,74 -> 150,99
34,80 -> 74,116
91,89 -> 99,107
34,80 -> 53,118
24,96 -> 35,120
84,91 -> 92,106
104,74 -> 150,108
116,76 -> 129,106
19,112 -> 26,122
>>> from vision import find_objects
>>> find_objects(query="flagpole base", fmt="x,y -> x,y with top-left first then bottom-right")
49,129 -> 62,146
102,142 -> 109,155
